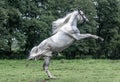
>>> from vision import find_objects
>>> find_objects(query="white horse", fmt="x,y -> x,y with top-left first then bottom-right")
28,9 -> 104,78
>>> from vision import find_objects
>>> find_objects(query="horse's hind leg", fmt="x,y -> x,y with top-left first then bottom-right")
43,56 -> 56,79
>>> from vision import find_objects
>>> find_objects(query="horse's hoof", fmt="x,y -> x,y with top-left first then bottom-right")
49,76 -> 56,79
97,37 -> 104,41
100,38 -> 104,41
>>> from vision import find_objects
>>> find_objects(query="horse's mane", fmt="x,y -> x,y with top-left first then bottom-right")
52,13 -> 72,34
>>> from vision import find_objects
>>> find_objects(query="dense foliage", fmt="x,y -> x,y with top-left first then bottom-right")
0,0 -> 120,59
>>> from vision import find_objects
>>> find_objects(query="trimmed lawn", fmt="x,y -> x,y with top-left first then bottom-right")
0,59 -> 120,82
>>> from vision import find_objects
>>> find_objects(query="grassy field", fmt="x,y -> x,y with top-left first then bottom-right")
0,59 -> 120,82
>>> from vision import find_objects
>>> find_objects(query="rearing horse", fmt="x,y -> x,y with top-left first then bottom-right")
28,10 -> 104,78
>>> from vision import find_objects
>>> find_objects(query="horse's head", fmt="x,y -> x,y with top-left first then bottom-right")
77,9 -> 89,24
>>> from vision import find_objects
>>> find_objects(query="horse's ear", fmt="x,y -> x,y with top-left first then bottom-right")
78,9 -> 80,11
78,8 -> 82,12
78,9 -> 81,14
78,7 -> 83,11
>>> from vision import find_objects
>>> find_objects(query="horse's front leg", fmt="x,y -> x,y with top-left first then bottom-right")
43,56 -> 56,79
74,33 -> 104,41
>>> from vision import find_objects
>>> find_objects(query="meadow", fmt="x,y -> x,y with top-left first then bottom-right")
0,59 -> 120,82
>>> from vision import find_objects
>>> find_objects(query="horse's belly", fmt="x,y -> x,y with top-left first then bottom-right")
50,32 -> 74,52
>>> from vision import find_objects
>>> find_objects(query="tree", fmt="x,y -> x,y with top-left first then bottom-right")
0,0 -> 120,59
95,0 -> 120,59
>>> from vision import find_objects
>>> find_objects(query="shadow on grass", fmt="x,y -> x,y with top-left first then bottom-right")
30,78 -> 57,82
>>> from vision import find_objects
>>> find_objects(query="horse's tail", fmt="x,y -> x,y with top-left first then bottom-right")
28,46 -> 38,60
28,39 -> 49,60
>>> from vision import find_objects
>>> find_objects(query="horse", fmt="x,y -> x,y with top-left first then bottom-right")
28,9 -> 104,78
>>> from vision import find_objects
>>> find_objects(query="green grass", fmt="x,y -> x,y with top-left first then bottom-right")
0,59 -> 120,82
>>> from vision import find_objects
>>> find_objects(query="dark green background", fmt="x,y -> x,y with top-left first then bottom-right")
0,0 -> 120,59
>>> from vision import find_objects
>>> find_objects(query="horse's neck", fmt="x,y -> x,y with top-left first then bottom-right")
68,11 -> 78,26
52,13 -> 72,34
60,11 -> 80,35
62,11 -> 79,34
